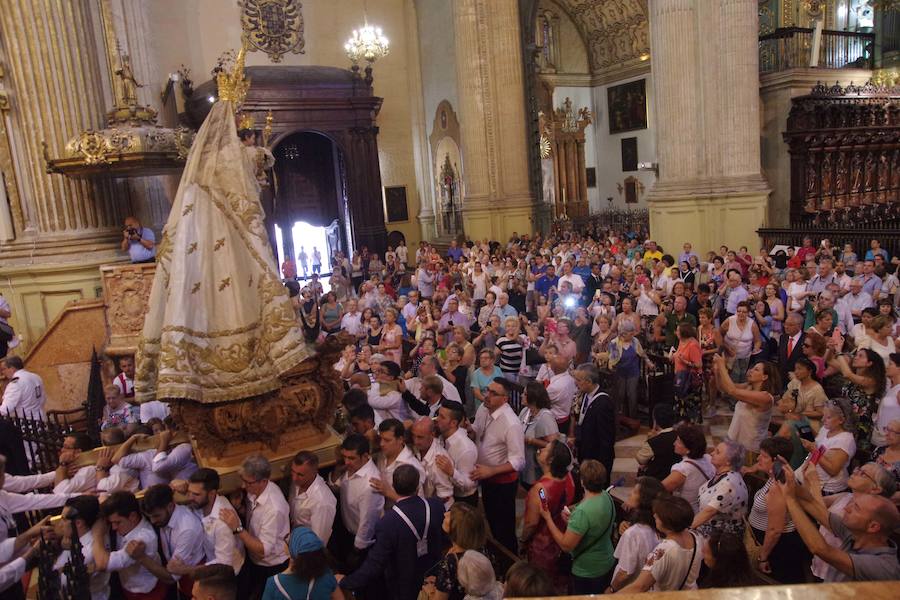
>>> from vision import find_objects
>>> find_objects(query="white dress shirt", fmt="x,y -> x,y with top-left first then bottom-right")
106,518 -> 160,593
341,311 -> 365,337
375,446 -> 425,508
289,475 -> 337,545
0,369 -> 46,420
0,537 -> 26,593
441,429 -> 478,499
547,371 -> 577,422
367,385 -> 410,422
0,490 -> 70,544
247,480 -> 290,567
53,466 -> 97,495
118,449 -> 168,489
471,403 -> 526,472
417,441 -> 454,506
159,504 -> 205,579
96,464 -> 139,494
2,471 -> 55,493
197,495 -> 244,574
404,375 -> 462,403
151,443 -> 198,481
844,291 -> 874,315
558,273 -> 585,294
52,530 -> 110,600
139,400 -> 170,423
334,459 -> 384,550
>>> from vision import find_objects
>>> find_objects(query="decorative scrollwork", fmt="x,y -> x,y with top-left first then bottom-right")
239,0 -> 306,63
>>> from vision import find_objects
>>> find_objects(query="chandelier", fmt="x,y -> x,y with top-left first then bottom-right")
344,22 -> 389,64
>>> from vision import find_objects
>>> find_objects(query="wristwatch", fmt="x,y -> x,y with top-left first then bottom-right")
232,526 -> 244,535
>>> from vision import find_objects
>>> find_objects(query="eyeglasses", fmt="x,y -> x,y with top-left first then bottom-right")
853,467 -> 878,486
240,476 -> 260,486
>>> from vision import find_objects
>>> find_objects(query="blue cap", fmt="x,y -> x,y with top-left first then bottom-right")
289,527 -> 323,556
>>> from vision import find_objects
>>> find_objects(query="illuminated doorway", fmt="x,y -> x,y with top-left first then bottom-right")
274,220 -> 334,290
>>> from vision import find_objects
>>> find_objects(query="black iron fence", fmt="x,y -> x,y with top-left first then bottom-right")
759,27 -> 875,73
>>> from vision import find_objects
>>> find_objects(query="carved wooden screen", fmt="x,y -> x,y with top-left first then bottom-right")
784,81 -> 899,228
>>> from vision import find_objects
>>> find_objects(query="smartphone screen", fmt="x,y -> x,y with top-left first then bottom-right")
538,487 -> 548,510
810,445 -> 826,465
773,462 -> 785,483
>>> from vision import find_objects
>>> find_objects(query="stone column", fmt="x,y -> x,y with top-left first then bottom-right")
0,0 -> 126,260
453,0 -> 536,240
647,0 -> 770,255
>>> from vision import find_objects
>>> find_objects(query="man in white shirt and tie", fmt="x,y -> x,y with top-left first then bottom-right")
92,491 -> 166,600
287,451 -> 336,545
139,484 -> 205,597
410,417 -> 454,508
371,420 -> 426,509
467,377 -> 525,553
328,434 -> 384,571
434,400 -> 478,506
367,361 -> 411,422
180,468 -> 244,576
220,455 -> 290,600
0,356 -> 46,420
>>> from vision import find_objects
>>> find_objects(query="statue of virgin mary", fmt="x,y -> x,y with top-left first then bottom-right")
134,47 -> 311,406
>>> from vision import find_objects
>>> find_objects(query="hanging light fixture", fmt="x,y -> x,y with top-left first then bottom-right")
344,1 -> 389,70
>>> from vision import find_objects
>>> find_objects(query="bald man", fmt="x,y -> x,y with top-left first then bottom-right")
781,463 -> 900,581
409,418 -> 453,507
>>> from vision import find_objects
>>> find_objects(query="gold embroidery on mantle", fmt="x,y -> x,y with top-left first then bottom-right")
219,277 -> 232,291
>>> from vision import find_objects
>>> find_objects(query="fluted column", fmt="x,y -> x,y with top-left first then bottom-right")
453,0 -> 535,240
0,0 -> 125,249
647,0 -> 770,254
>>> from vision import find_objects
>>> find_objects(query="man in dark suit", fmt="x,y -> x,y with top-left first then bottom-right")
569,363 -> 616,480
583,262 -> 604,304
339,464 -> 445,600
636,403 -> 680,481
777,313 -> 806,388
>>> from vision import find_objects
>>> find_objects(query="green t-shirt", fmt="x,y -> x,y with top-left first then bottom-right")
567,491 -> 616,578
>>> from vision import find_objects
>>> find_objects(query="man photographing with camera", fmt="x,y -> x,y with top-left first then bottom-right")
120,216 -> 156,264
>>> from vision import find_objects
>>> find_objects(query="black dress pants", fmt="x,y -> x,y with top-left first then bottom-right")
481,479 -> 518,554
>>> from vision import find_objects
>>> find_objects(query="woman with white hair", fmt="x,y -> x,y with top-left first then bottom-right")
457,551 -> 503,600
691,440 -> 749,538
608,320 -> 646,418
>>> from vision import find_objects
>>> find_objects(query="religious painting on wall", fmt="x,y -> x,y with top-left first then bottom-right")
607,79 -> 647,134
586,167 -> 597,188
384,186 -> 409,223
621,137 -> 638,172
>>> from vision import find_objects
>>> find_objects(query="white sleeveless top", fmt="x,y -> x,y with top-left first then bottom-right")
724,316 -> 753,359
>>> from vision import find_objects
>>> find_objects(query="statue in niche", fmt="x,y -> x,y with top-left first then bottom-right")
821,153 -> 833,199
877,153 -> 889,199
835,151 -> 848,200
850,151 -> 863,193
864,152 -> 876,192
438,154 -> 462,236
805,156 -> 818,208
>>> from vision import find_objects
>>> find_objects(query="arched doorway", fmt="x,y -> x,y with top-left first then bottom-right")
269,131 -> 351,275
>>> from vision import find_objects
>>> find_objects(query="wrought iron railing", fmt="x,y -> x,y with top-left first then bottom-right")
759,27 -> 875,73
757,226 -> 900,259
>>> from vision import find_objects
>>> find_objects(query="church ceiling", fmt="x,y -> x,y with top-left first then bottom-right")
554,0 -> 650,74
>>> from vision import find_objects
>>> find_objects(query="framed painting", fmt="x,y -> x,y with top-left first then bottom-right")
607,79 -> 647,134
586,167 -> 597,188
621,137 -> 638,172
384,185 -> 409,223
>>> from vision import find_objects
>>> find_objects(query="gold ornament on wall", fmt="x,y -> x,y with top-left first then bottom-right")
239,0 -> 306,63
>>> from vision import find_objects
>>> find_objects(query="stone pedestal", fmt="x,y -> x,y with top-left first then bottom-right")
646,0 -> 771,254
453,0 -> 537,241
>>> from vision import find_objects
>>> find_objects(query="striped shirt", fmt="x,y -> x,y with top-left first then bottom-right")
496,336 -> 524,374
748,478 -> 796,532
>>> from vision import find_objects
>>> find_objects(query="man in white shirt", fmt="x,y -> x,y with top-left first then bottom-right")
328,433 -> 384,567
92,491 -> 166,599
410,417 -> 453,508
396,242 -> 408,268
434,400 -> 478,505
557,261 -> 585,295
340,299 -> 365,339
287,451 -> 336,545
53,433 -> 97,495
0,356 -> 46,420
111,429 -> 169,490
404,356 -> 461,404
0,456 -> 71,546
467,377 -> 525,553
151,428 -> 198,482
0,517 -> 48,594
53,496 -> 110,600
401,291 -> 420,324
180,468 -> 244,576
115,356 -> 169,423
139,484 -> 205,597
367,361 -> 410,422
371,419 -> 426,509
94,428 -> 139,495
220,455 -> 290,599
546,354 -> 577,431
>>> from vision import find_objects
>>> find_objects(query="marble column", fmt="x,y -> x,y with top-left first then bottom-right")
0,0 -> 127,260
453,0 -> 536,241
647,0 -> 770,254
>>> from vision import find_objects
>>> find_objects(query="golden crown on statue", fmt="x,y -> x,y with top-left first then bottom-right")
216,44 -> 250,107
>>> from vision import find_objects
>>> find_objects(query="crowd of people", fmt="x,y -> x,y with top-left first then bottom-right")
1,227 -> 900,599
